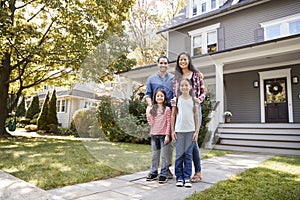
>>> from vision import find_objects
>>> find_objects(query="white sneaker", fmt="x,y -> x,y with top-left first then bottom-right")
176,180 -> 184,187
184,180 -> 192,188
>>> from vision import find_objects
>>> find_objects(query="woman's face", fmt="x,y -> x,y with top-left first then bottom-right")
179,54 -> 189,69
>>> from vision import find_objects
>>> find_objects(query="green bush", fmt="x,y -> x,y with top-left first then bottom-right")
71,108 -> 103,138
58,127 -> 79,137
47,90 -> 58,127
25,95 -> 40,119
37,92 -> 50,131
16,96 -> 26,117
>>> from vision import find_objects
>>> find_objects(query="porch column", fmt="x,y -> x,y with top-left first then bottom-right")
215,63 -> 224,123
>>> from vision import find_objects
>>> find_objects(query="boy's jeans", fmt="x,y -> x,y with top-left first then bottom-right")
175,132 -> 195,182
150,135 -> 168,177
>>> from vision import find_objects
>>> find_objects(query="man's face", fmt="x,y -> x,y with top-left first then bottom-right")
158,58 -> 168,73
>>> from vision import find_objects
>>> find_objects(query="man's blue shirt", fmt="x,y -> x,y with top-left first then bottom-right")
145,72 -> 174,107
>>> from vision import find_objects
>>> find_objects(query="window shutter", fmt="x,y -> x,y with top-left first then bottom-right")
254,28 -> 264,43
217,27 -> 225,51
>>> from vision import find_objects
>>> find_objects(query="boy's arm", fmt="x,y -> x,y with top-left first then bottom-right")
193,106 -> 200,142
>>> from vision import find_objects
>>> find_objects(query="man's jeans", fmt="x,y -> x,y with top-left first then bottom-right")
150,135 -> 168,177
175,132 -> 195,181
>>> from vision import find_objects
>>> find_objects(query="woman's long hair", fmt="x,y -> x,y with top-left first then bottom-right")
175,52 -> 198,79
150,88 -> 168,117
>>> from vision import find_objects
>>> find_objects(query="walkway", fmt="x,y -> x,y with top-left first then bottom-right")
1,152 -> 272,200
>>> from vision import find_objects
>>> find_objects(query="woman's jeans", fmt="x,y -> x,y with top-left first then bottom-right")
150,135 -> 168,177
193,105 -> 202,173
175,131 -> 195,182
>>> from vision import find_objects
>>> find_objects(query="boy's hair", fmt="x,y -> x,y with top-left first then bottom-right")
157,56 -> 169,63
150,88 -> 168,117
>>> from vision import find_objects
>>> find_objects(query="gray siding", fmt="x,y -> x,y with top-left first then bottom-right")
224,70 -> 260,123
168,0 -> 300,56
292,65 -> 300,123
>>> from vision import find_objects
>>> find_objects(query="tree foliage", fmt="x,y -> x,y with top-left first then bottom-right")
0,0 -> 135,135
37,92 -> 50,131
25,95 -> 40,119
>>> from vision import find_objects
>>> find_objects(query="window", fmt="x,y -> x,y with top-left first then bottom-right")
189,23 -> 220,56
190,0 -> 220,17
261,14 -> 300,41
57,99 -> 68,113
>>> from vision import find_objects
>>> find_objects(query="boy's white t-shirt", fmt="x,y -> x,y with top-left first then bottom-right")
175,96 -> 195,132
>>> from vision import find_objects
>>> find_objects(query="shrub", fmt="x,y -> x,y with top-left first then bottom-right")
16,96 -> 26,117
47,90 -> 58,127
25,95 -> 40,119
37,92 -> 50,131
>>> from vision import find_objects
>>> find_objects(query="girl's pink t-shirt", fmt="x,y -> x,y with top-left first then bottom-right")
147,106 -> 171,136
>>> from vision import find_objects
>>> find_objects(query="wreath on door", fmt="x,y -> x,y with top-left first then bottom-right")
269,82 -> 282,95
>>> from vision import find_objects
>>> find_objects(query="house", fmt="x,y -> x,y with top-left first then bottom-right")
120,0 -> 300,155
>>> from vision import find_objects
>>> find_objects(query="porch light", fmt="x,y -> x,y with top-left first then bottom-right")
292,76 -> 299,84
253,80 -> 259,88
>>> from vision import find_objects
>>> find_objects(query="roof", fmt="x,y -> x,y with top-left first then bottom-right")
157,0 -> 265,34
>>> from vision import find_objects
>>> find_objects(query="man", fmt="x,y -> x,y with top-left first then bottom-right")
144,56 -> 174,180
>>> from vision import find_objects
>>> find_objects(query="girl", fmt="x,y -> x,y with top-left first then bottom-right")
146,88 -> 171,184
172,52 -> 205,183
171,78 -> 199,188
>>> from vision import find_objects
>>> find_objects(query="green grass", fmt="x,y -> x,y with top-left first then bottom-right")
0,137 -> 225,190
187,155 -> 300,200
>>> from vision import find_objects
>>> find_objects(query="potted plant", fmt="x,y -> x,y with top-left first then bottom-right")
224,111 -> 232,123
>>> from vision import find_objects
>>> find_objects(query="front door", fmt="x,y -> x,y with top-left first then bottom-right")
264,78 -> 288,123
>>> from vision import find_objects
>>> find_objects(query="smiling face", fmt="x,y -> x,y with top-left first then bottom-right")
179,79 -> 192,95
178,54 -> 189,70
158,57 -> 169,73
155,91 -> 166,105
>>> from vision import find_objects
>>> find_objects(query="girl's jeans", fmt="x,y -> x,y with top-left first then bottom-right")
193,105 -> 202,173
150,135 -> 168,177
175,131 -> 195,182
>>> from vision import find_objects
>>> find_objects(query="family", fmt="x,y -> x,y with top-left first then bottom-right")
144,52 -> 205,188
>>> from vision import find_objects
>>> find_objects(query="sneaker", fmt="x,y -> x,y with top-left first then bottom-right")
158,176 -> 167,184
146,173 -> 158,181
167,168 -> 174,179
176,180 -> 184,187
184,180 -> 192,188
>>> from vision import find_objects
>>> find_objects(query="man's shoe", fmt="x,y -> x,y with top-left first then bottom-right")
158,176 -> 167,184
146,173 -> 158,181
167,169 -> 174,179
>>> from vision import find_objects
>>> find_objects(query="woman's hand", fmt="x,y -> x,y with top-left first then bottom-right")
171,97 -> 177,107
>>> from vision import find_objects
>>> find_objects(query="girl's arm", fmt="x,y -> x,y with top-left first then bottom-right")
171,107 -> 177,142
164,107 -> 171,144
193,105 -> 200,142
146,106 -> 153,125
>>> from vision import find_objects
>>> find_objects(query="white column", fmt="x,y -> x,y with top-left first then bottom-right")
215,63 -> 224,123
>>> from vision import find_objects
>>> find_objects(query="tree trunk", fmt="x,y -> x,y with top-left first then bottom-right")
0,52 -> 12,137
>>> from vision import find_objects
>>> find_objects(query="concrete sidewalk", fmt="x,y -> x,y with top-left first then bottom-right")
1,153 -> 272,200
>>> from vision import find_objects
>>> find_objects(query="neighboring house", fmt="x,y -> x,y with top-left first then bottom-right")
120,0 -> 300,155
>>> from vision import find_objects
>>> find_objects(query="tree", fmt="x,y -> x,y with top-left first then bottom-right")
47,89 -> 58,129
37,92 -> 50,131
0,0 -> 135,136
25,95 -> 40,119
16,96 -> 26,117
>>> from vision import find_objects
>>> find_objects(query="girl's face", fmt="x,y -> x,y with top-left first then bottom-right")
179,54 -> 189,69
155,91 -> 165,104
179,80 -> 192,94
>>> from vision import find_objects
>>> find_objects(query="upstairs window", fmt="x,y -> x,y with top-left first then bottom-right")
190,0 -> 220,17
261,13 -> 300,41
57,99 -> 68,113
189,23 -> 220,56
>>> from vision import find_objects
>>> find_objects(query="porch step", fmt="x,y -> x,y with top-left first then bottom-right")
213,123 -> 300,156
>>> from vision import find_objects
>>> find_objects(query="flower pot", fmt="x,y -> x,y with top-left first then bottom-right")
225,116 -> 231,123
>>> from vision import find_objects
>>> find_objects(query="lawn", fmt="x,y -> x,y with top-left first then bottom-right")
187,155 -> 300,200
0,137 -> 225,190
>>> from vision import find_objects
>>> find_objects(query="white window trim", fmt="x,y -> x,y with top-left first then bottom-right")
188,23 -> 220,56
260,13 -> 300,40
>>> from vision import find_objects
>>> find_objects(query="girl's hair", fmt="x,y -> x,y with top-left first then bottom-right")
150,88 -> 168,117
174,78 -> 196,115
175,52 -> 198,79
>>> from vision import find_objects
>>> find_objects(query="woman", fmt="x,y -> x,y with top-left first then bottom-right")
172,52 -> 205,183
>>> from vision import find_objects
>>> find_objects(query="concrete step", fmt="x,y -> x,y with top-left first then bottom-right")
217,128 -> 300,135
218,123 -> 300,129
219,139 -> 300,149
218,134 -> 300,141
214,144 -> 300,156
